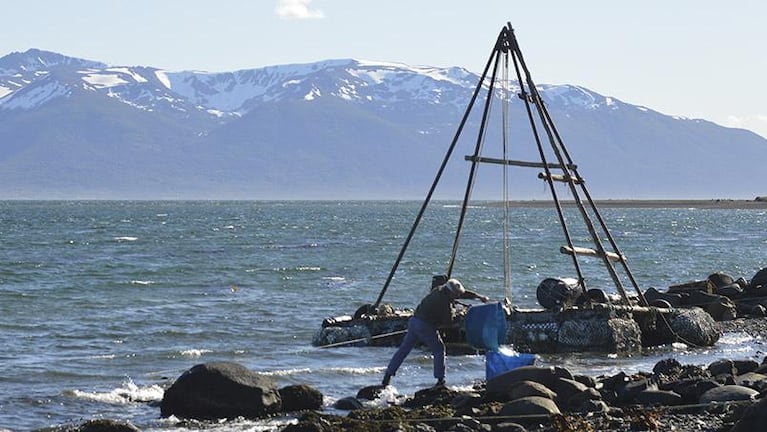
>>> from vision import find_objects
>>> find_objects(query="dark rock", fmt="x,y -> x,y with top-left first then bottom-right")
644,287 -> 684,306
662,377 -> 719,404
160,362 -> 281,420
699,385 -> 759,403
708,272 -> 735,290
635,389 -> 683,406
615,378 -> 656,404
730,395 -> 767,432
279,384 -> 323,412
750,305 -> 766,317
495,422 -> 527,432
333,396 -> 363,411
572,374 -> 596,388
578,399 -> 610,414
76,419 -> 141,432
599,371 -> 628,392
733,360 -> 760,374
550,377 -> 588,405
499,396 -> 561,417
708,359 -> 736,376
715,283 -> 744,298
735,372 -> 767,391
356,384 -> 386,400
751,267 -> 767,289
653,358 -> 683,377
500,380 -> 557,402
486,366 -> 572,396
565,388 -> 602,412
404,384 -> 461,409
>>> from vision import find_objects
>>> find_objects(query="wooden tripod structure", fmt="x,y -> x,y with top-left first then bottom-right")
373,23 -> 647,309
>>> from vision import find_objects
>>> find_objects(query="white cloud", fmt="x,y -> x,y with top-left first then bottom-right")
275,0 -> 324,20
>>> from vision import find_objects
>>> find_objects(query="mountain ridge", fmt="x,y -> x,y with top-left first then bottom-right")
0,48 -> 765,200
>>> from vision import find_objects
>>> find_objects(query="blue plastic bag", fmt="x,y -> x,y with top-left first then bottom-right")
464,302 -> 507,351
485,346 -> 536,380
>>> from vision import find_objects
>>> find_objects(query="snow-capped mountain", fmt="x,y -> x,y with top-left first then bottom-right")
0,49 -> 765,199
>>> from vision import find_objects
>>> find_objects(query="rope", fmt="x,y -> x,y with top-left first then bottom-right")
315,329 -> 409,349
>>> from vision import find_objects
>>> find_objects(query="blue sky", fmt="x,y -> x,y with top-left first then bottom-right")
2,0 -> 766,138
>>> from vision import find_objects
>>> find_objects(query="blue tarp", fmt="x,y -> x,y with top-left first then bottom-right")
464,302 -> 507,351
464,302 -> 536,379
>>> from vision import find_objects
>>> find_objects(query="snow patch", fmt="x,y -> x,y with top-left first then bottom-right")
106,67 -> 147,83
0,86 -> 11,99
81,72 -> 129,89
0,80 -> 69,109
154,70 -> 171,89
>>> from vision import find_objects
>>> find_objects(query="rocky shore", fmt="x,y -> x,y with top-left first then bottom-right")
45,315 -> 767,432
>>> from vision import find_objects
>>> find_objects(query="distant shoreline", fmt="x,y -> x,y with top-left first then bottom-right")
499,199 -> 767,209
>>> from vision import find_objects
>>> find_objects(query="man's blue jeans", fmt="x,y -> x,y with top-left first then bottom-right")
385,316 -> 446,380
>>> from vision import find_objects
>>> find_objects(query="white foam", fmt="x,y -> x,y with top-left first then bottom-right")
114,236 -> 138,242
68,378 -> 163,404
180,349 -> 211,357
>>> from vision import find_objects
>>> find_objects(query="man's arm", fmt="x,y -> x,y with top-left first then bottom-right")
460,289 -> 490,303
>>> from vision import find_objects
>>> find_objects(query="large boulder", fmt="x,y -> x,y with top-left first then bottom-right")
500,396 -> 561,417
486,366 -> 572,396
279,384 -> 323,412
160,362 -> 282,420
731,396 -> 767,432
699,385 -> 758,403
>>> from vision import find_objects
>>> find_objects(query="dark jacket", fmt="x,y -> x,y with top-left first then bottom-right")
414,285 -> 456,327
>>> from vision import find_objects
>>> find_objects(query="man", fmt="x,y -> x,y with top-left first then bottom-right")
382,278 -> 490,387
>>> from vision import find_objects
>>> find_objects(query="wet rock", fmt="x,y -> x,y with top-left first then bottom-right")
279,384 -> 323,412
499,396 -> 560,417
653,358 -> 683,378
333,396 -> 363,411
404,384 -> 461,408
699,385 -> 759,403
160,362 -> 281,420
63,419 -> 141,432
730,396 -> 767,432
356,384 -> 386,400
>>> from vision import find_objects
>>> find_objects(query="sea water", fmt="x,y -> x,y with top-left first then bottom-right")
0,200 -> 765,431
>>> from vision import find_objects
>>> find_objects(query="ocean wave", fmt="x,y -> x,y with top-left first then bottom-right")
130,280 -> 154,285
114,236 -> 138,242
67,378 -> 163,405
180,349 -> 212,357
259,368 -> 312,377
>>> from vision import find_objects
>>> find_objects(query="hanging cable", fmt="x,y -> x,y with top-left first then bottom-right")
501,47 -> 512,305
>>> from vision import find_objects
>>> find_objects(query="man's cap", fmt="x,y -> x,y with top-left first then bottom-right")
445,278 -> 466,296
